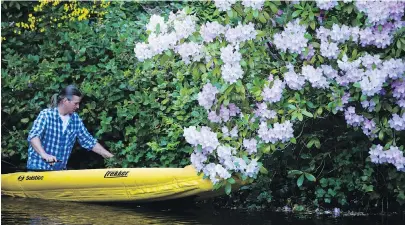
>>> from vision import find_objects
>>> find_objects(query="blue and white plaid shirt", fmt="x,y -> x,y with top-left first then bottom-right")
27,107 -> 97,171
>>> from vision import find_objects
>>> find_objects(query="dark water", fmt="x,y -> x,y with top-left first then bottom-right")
1,196 -> 404,225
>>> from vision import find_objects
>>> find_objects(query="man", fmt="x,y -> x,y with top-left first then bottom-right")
26,84 -> 114,171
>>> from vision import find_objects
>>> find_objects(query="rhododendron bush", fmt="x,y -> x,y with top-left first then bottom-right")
134,0 -> 405,193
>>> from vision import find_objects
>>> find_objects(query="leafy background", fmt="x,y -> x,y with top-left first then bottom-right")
1,0 -> 404,213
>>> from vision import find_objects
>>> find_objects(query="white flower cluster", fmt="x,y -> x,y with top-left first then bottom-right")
273,19 -> 308,54
225,22 -> 257,45
213,0 -> 265,11
355,1 -> 405,25
258,120 -> 294,144
134,10 -> 197,61
316,22 -> 401,50
361,119 -> 377,138
208,103 -> 241,124
283,64 -> 332,91
361,100 -> 376,112
241,0 -> 265,10
243,138 -> 258,155
334,92 -> 350,112
220,45 -> 242,65
197,83 -> 219,110
213,0 -> 237,12
388,113 -> 405,131
220,45 -> 243,84
203,163 -> 232,184
262,79 -> 285,103
392,79 -> 405,108
222,125 -> 238,138
190,151 -> 208,172
301,65 -> 330,89
320,41 -> 340,59
184,126 -> 220,154
189,140 -> 260,184
175,42 -> 205,65
200,21 -> 227,43
146,15 -> 168,34
284,64 -> 306,90
315,0 -> 338,10
344,106 -> 364,127
254,102 -> 277,121
369,145 -> 405,172
337,54 -> 405,96
344,106 -> 378,138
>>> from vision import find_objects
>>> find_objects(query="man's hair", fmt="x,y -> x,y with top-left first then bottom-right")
49,84 -> 82,108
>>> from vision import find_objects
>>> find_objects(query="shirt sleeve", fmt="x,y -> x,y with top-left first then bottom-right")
77,117 -> 97,151
27,110 -> 48,142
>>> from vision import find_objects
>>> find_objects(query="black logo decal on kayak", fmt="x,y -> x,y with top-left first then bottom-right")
104,171 -> 129,178
17,175 -> 44,181
26,175 -> 44,180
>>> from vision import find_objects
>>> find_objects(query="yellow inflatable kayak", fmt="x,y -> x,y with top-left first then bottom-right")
1,165 -> 239,202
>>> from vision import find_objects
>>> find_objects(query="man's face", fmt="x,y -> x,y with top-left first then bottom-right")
63,95 -> 81,114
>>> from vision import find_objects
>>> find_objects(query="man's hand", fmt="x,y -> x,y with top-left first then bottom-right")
40,152 -> 58,166
92,143 -> 114,159
103,152 -> 114,158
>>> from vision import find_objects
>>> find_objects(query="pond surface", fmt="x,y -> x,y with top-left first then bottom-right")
1,196 -> 404,225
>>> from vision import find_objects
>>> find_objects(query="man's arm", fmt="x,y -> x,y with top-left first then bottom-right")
27,110 -> 57,163
30,137 -> 58,162
91,142 -> 114,158
76,116 -> 114,158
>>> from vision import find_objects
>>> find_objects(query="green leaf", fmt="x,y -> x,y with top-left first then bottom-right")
259,14 -> 267,23
253,10 -> 259,18
290,137 -> 297,144
225,183 -> 232,195
269,2 -> 278,13
306,101 -> 315,109
379,130 -> 384,141
297,174 -> 304,187
227,10 -> 233,18
263,11 -> 271,19
289,170 -> 303,176
315,139 -> 321,149
317,107 -> 323,115
311,42 -> 320,48
292,10 -> 302,18
155,23 -> 160,34
297,113 -> 303,121
228,178 -> 236,184
317,55 -> 324,63
302,110 -> 313,118
199,63 -> 206,73
259,166 -> 268,174
310,21 -> 316,30
305,173 -> 316,182
304,33 -> 312,40
307,139 -> 314,148
240,59 -> 247,67
21,118 -> 29,123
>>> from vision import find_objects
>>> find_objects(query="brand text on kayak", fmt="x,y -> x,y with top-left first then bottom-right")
104,171 -> 129,178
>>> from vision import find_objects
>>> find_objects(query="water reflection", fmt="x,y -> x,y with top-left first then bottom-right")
1,196 -> 404,225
